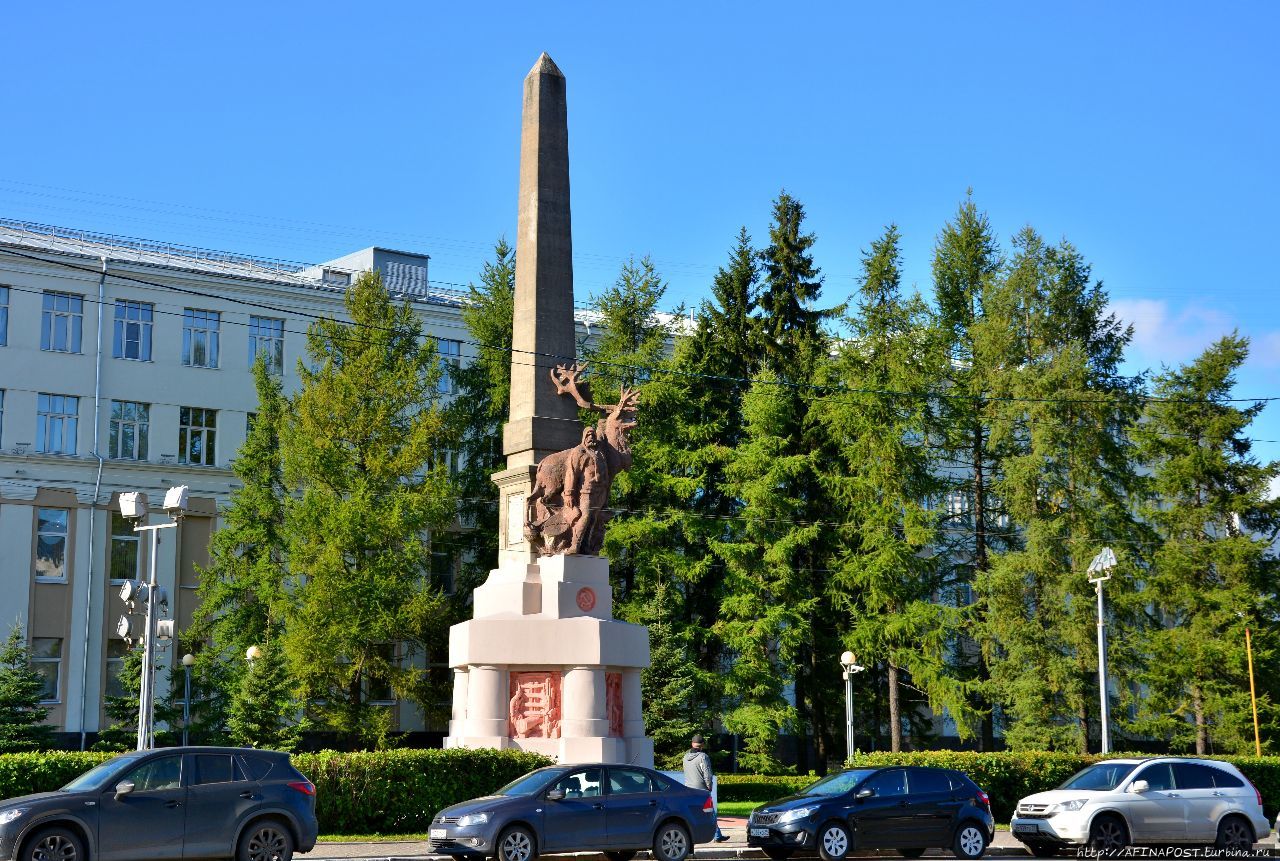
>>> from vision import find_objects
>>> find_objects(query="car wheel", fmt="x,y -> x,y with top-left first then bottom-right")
1088,815 -> 1128,852
763,850 -> 793,861
237,819 -> 295,861
817,820 -> 851,861
605,853 -> 637,861
1215,816 -> 1254,851
899,849 -> 926,859
495,825 -> 538,861
653,821 -> 692,861
952,821 -> 988,859
22,827 -> 85,861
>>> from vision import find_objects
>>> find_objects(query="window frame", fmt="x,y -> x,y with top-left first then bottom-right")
436,338 -> 462,394
112,299 -> 154,362
108,400 -> 150,461
109,510 -> 141,584
248,315 -> 285,374
37,392 -> 79,455
34,507 -> 70,582
182,308 -> 221,368
104,639 -> 130,700
40,290 -> 84,353
30,637 -> 63,704
178,406 -> 218,466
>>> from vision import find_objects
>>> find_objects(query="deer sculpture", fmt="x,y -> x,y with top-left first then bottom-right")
524,363 -> 639,556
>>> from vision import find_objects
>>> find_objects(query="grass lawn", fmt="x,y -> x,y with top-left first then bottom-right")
717,801 -> 760,817
318,834 -> 429,843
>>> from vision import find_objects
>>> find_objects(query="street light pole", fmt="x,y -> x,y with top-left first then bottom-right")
839,651 -> 865,761
1087,547 -> 1118,755
1246,627 -> 1262,757
181,653 -> 195,747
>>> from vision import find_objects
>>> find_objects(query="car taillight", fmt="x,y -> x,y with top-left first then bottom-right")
702,795 -> 714,812
288,780 -> 316,796
977,790 -> 990,808
1246,778 -> 1262,807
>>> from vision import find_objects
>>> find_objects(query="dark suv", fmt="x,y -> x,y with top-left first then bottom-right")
0,746 -> 317,861
747,766 -> 994,860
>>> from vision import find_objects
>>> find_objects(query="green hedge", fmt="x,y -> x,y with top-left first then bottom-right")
844,751 -> 1280,822
718,773 -> 815,802
293,748 -> 554,834
0,748 -> 552,835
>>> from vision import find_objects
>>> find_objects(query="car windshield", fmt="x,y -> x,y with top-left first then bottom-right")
496,768 -> 563,797
1059,762 -> 1139,791
801,769 -> 879,797
60,754 -> 143,792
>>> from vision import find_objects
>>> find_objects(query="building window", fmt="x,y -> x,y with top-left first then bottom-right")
109,401 -> 149,460
37,393 -> 79,454
35,508 -> 69,580
431,448 -> 459,478
436,338 -> 461,394
179,406 -> 217,466
322,268 -> 350,287
113,300 -> 154,361
182,309 -> 220,368
431,549 -> 455,595
105,640 -> 130,699
0,285 -> 8,346
365,643 -> 397,704
31,638 -> 62,703
41,291 -> 84,353
248,316 -> 285,374
110,510 -> 140,583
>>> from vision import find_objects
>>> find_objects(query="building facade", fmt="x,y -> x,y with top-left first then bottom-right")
0,218 -> 591,745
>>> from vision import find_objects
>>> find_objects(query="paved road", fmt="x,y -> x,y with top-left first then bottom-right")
299,817 -> 1280,859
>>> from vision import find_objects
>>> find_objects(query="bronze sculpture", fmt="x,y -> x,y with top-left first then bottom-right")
525,363 -> 638,556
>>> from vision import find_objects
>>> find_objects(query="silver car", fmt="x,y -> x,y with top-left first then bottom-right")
1010,757 -> 1269,856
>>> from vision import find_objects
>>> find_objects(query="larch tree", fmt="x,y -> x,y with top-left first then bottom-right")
280,270 -> 457,748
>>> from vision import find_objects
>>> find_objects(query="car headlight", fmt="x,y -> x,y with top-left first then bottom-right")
1054,799 -> 1088,812
0,808 -> 27,826
457,812 -> 490,828
777,806 -> 818,824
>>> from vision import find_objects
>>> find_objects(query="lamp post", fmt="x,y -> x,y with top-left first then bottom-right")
181,653 -> 195,746
1246,627 -> 1262,757
118,486 -> 189,751
1087,547 -> 1118,754
839,651 -> 866,760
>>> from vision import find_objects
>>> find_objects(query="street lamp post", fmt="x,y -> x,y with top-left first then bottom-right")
839,651 -> 866,760
1087,547 -> 1118,754
181,653 -> 195,746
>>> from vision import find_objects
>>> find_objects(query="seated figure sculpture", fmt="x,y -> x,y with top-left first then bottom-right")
525,364 -> 638,556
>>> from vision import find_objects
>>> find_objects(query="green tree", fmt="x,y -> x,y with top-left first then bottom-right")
0,624 -> 53,752
1130,335 -> 1280,753
95,645 -> 142,751
819,225 -> 968,751
187,355 -> 291,739
280,270 -> 457,748
228,642 -> 304,751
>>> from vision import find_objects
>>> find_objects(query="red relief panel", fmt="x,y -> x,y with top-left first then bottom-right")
606,672 -> 624,738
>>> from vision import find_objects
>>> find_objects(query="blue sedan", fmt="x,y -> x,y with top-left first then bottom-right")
430,764 -> 716,861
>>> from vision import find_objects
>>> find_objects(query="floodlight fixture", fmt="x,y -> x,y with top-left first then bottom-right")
156,620 -> 175,641
162,485 -> 190,518
116,616 -> 132,640
119,492 -> 148,521
119,580 -> 139,604
245,645 -> 263,662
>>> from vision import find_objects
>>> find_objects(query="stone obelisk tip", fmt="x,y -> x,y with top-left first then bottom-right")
528,52 -> 564,78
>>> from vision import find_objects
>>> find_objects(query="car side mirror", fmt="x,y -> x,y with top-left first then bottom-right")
1128,780 -> 1149,794
546,789 -> 566,801
856,788 -> 874,799
114,780 -> 135,798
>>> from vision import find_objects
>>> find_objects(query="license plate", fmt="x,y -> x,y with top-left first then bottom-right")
430,828 -> 448,839
1013,823 -> 1038,833
749,827 -> 770,838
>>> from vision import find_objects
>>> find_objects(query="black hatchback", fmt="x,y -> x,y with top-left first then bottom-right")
747,766 -> 994,860
0,746 -> 318,861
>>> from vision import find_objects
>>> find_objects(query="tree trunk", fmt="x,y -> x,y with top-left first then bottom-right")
794,647 -> 810,774
1077,695 -> 1091,754
972,420 -> 997,752
888,663 -> 903,753
1192,684 -> 1209,755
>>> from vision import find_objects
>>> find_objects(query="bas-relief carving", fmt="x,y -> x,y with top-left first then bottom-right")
525,364 -> 638,556
606,672 -> 623,738
509,671 -> 562,739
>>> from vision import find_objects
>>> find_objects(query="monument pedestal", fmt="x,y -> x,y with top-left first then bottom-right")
445,554 -> 653,767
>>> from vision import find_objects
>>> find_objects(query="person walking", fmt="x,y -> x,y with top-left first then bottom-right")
683,734 -> 729,842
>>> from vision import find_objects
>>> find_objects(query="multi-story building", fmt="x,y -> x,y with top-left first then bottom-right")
0,218 -> 589,746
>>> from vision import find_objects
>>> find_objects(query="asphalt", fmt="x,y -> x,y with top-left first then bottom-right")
298,817 -> 1280,860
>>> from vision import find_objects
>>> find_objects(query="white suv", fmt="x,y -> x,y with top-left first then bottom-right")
1010,757 -> 1269,856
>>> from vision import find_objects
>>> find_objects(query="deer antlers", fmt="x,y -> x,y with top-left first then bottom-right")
549,363 -> 640,415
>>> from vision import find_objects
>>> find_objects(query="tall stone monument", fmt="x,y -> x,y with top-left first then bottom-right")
444,54 -> 653,767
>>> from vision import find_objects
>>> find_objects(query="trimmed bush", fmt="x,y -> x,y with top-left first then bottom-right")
0,748 -> 552,835
718,773 -> 815,802
846,751 -> 1280,822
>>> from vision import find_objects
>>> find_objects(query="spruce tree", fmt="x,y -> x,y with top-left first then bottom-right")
228,641 -> 304,751
819,226 -> 968,751
281,270 -> 457,747
95,645 -> 142,751
1131,335 -> 1280,753
0,624 -> 53,752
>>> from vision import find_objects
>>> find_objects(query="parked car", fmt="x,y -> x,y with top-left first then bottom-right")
430,763 -> 715,861
1010,757 -> 1270,857
0,746 -> 317,861
746,765 -> 994,860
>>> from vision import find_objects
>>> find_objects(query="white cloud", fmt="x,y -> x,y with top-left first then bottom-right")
1110,298 -> 1236,366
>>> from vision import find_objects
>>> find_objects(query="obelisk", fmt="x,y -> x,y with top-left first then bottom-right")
493,52 -> 583,567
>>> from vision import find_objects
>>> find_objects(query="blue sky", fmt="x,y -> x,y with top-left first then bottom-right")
3,2 -> 1278,470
